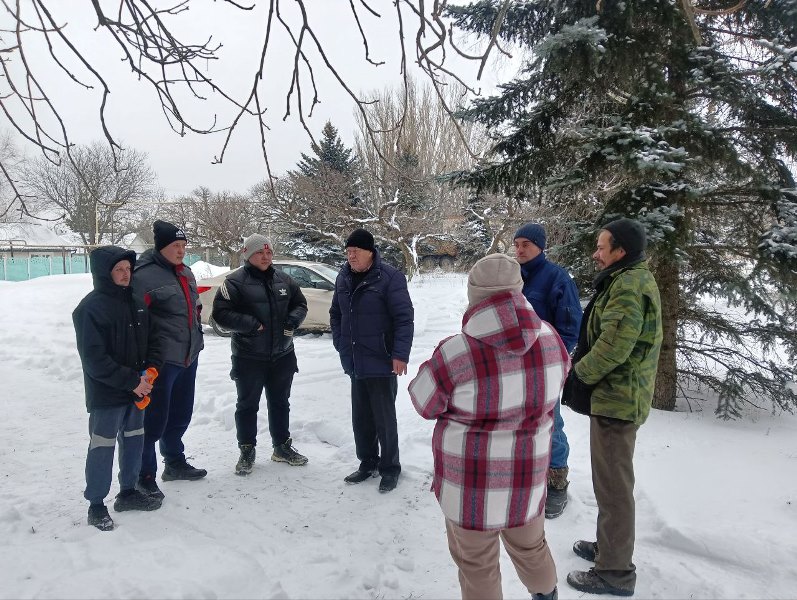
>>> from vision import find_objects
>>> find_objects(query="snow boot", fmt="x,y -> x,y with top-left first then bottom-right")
162,458 -> 207,481
87,504 -> 114,531
566,569 -> 634,597
137,474 -> 165,500
344,468 -> 377,484
545,467 -> 569,518
573,540 -> 598,562
235,444 -> 256,475
113,489 -> 162,512
271,438 -> 308,466
532,586 -> 558,600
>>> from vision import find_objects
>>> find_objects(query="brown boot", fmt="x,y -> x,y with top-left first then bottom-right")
546,466 -> 569,518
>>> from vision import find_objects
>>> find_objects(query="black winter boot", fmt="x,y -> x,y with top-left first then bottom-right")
271,438 -> 308,466
532,586 -> 558,600
87,504 -> 114,531
137,474 -> 165,500
113,489 -> 162,512
545,466 -> 569,518
235,444 -> 256,476
573,540 -> 598,562
567,569 -> 634,596
162,458 -> 207,481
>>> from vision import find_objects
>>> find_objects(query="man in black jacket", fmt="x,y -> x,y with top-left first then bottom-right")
212,234 -> 309,475
73,246 -> 163,531
133,220 -> 206,498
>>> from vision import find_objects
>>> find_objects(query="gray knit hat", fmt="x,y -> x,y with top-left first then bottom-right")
467,253 -> 523,308
241,233 -> 273,262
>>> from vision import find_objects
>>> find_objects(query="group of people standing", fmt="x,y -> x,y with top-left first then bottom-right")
73,216 -> 662,598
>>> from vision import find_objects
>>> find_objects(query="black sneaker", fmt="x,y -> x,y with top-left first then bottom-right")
545,485 -> 569,519
162,459 -> 207,481
573,540 -> 598,562
271,438 -> 308,466
113,489 -> 162,512
378,474 -> 399,493
235,444 -> 256,476
137,474 -> 165,500
344,469 -> 376,484
566,569 -> 634,596
87,504 -> 114,531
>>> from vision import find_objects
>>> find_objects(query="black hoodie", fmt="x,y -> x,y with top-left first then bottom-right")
73,246 -> 161,412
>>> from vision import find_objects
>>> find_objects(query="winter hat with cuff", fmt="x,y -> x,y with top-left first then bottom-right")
513,223 -> 546,251
603,218 -> 647,257
153,220 -> 188,251
345,228 -> 376,253
467,253 -> 524,308
241,233 -> 273,262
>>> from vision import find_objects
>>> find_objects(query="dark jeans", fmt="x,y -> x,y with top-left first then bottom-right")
84,404 -> 144,505
232,352 -> 298,447
141,360 -> 199,477
350,375 -> 400,476
591,415 -> 639,591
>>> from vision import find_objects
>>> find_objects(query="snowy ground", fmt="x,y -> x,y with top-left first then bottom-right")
1,271 -> 796,600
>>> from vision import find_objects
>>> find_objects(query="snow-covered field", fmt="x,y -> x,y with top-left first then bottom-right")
1,271 -> 796,599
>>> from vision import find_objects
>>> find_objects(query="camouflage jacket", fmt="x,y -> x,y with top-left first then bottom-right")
573,262 -> 663,425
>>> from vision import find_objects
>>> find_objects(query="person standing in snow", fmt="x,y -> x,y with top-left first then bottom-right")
513,223 -> 582,519
562,218 -> 663,597
211,234 -> 309,474
408,254 -> 568,600
73,246 -> 163,531
330,228 -> 414,493
133,220 -> 206,499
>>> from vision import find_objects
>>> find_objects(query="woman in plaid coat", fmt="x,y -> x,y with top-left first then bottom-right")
409,253 -> 570,600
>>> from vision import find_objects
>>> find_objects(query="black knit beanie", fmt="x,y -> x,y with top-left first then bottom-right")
602,218 -> 646,257
153,220 -> 188,251
345,228 -> 375,253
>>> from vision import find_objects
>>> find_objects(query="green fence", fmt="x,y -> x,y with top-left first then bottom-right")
1,252 -> 203,282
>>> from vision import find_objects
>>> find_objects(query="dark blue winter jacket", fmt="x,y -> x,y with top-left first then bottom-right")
73,246 -> 162,412
520,253 -> 582,353
330,250 -> 414,378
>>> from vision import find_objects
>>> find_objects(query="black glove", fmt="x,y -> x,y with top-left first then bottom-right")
561,367 -> 595,416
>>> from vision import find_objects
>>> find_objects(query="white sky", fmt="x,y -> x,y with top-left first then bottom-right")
5,1 -> 508,199
2,270 -> 796,599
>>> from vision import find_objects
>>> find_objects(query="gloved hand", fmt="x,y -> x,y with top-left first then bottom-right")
283,328 -> 294,337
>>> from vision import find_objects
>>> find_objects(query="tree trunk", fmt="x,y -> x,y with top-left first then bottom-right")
398,242 -> 418,281
651,257 -> 679,411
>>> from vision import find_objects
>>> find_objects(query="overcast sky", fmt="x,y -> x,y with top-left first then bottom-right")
5,2 -> 509,199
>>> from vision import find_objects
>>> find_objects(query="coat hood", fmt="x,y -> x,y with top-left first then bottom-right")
461,290 -> 542,355
90,246 -> 136,293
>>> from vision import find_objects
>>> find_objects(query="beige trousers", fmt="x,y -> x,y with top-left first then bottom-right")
445,516 -> 557,600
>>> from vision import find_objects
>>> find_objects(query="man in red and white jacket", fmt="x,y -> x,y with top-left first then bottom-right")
409,253 -> 570,600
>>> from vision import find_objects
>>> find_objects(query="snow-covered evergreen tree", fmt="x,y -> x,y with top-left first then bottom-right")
448,0 -> 797,417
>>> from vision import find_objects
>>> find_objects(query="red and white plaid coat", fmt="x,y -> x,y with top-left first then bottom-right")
409,290 -> 570,531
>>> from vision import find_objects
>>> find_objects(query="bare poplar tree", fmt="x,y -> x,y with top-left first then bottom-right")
23,142 -> 155,244
164,187 -> 269,268
0,1 -> 505,219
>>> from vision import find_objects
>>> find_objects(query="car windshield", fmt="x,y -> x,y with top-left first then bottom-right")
311,264 -> 340,281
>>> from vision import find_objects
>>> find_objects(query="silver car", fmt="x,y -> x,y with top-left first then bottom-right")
197,259 -> 339,336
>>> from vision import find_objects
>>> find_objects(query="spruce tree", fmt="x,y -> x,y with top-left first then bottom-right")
296,121 -> 357,177
448,0 -> 797,417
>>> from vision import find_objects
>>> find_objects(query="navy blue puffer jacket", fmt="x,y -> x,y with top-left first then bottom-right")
330,250 -> 414,378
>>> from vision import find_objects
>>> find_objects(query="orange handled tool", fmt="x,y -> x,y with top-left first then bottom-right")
135,367 -> 159,410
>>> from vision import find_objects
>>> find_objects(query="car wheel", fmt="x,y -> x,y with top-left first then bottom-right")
209,315 -> 232,337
